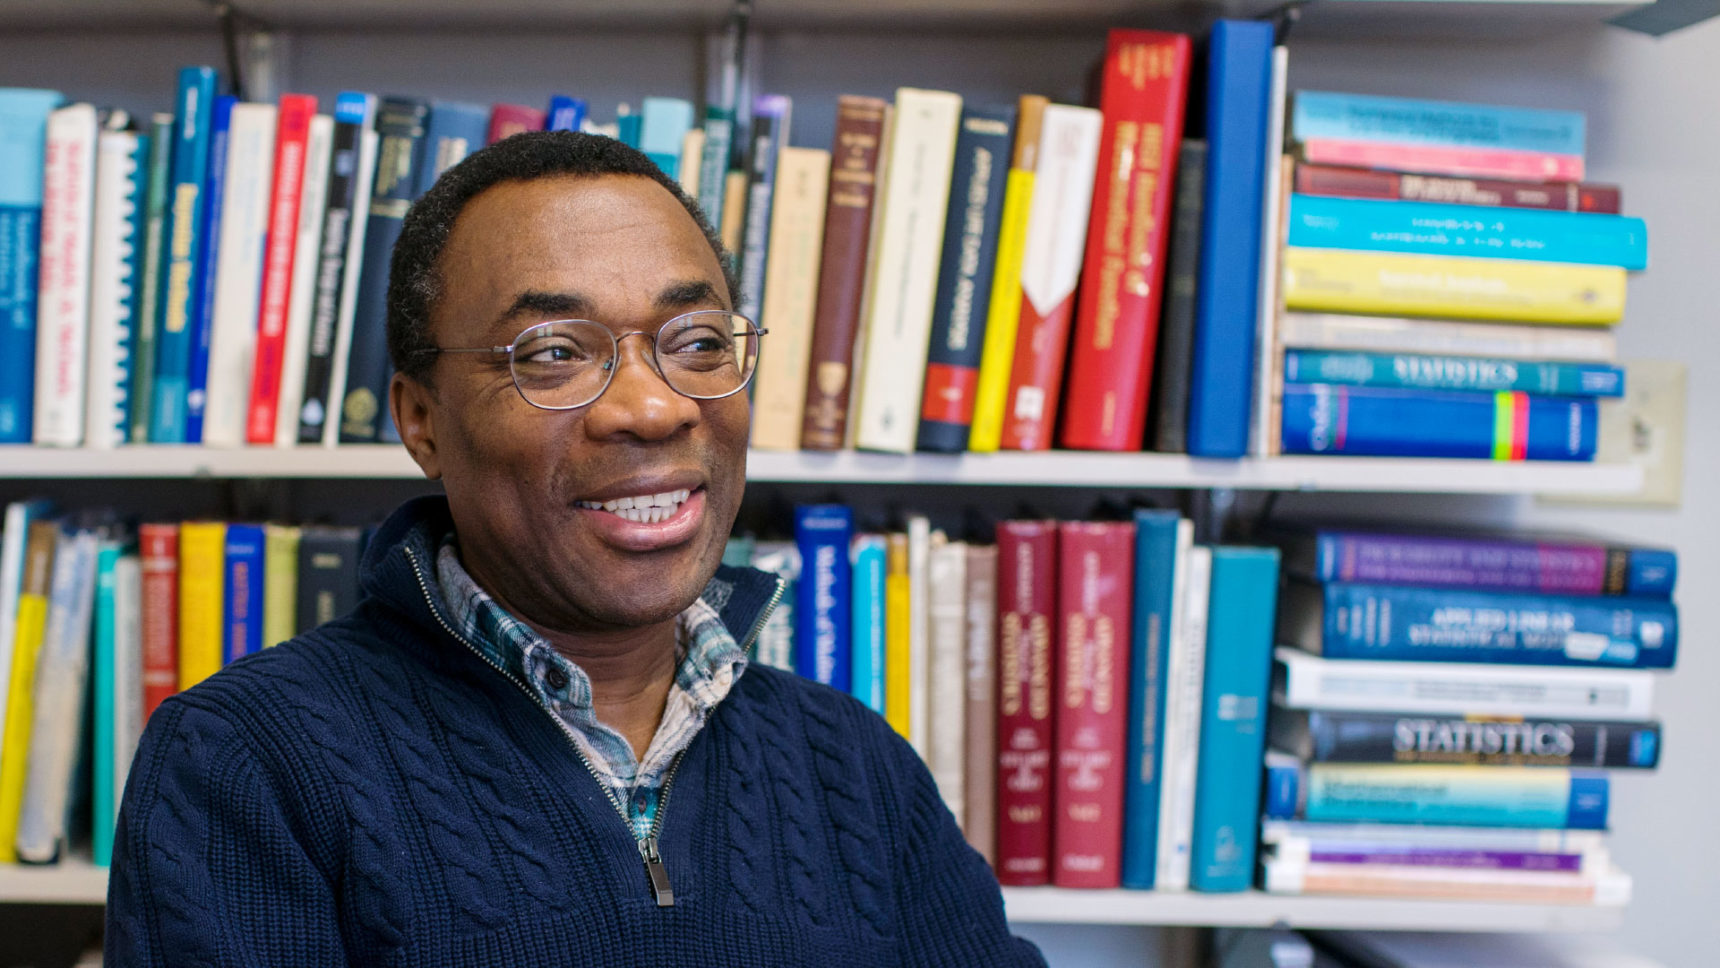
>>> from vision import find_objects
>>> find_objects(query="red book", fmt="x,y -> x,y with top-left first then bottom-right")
487,104 -> 547,145
139,523 -> 180,721
1052,521 -> 1133,888
994,520 -> 1058,886
1060,30 -> 1193,452
1293,162 -> 1622,214
245,94 -> 317,445
1296,138 -> 1585,183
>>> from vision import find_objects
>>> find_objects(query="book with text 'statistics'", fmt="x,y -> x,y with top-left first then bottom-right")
1120,510 -> 1188,889
1282,247 -> 1627,324
1283,349 -> 1624,398
994,520 -> 1058,886
1269,708 -> 1662,769
147,66 -> 217,444
0,88 -> 65,443
1279,384 -> 1599,461
793,504 -> 852,692
1061,29 -> 1193,453
1294,163 -> 1621,214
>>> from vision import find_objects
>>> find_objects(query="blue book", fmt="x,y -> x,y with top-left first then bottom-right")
1120,510 -> 1186,889
1283,580 -> 1678,670
1261,751 -> 1301,822
183,93 -> 236,444
1291,91 -> 1586,157
147,66 -> 217,443
1292,527 -> 1675,598
793,505 -> 853,691
545,95 -> 587,133
415,100 -> 487,197
223,523 -> 266,665
849,534 -> 886,713
1188,545 -> 1280,893
736,95 -> 791,326
1303,764 -> 1608,830
1280,383 -> 1598,461
616,109 -> 643,149
1284,349 -> 1624,398
1287,195 -> 1647,270
0,89 -> 65,443
640,96 -> 695,178
1186,20 -> 1275,458
917,104 -> 1016,453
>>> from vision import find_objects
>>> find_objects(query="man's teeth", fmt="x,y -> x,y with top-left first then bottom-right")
576,489 -> 692,523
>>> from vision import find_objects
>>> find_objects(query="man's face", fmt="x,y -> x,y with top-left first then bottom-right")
396,173 -> 748,635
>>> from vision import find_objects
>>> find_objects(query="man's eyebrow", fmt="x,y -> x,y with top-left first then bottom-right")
655,280 -> 726,312
496,290 -> 594,326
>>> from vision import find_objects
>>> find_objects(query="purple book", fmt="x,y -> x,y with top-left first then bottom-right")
1310,847 -> 1584,873
1283,529 -> 1676,598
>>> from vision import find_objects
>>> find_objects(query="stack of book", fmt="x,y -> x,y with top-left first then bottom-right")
1270,92 -> 1643,462
1261,526 -> 1677,905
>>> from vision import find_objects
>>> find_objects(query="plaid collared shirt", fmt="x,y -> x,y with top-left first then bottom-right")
436,538 -> 749,841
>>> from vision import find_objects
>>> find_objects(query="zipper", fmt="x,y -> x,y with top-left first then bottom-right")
738,577 -> 788,654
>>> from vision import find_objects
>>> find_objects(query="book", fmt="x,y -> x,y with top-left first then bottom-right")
147,66 -> 217,444
138,522 -> 179,719
927,537 -> 968,819
263,524 -> 301,648
0,500 -> 52,742
1248,45 -> 1290,459
0,88 -> 65,443
962,542 -> 998,866
1281,384 -> 1599,461
415,100 -> 486,197
296,525 -> 363,632
614,105 -> 641,148
1280,580 -> 1677,669
340,97 -> 429,444
1291,91 -> 1586,157
1315,929 -> 1661,967
1286,194 -> 1648,270
640,96 -> 694,178
1269,708 -> 1661,769
485,103 -> 544,144
905,515 -> 934,756
32,102 -> 99,447
1283,349 -> 1625,398
735,94 -> 790,327
202,100 -> 278,448
223,523 -> 265,664
92,542 -> 141,867
1274,646 -> 1654,719
1261,819 -> 1609,857
183,94 -> 236,445
994,519 -> 1057,886
1061,29 -> 1193,453
883,532 -> 911,738
1186,19 -> 1275,458
1052,521 -> 1135,888
792,504 -> 852,691
1297,763 -> 1609,830
748,145 -> 830,450
1294,163 -> 1621,213
272,112 -> 335,446
545,95 -> 587,133
127,113 -> 174,442
1278,310 -> 1618,363
83,126 -> 148,449
852,87 -> 963,453
245,93 -> 317,444
915,104 -> 1016,453
677,127 -> 704,194
800,95 -> 888,451
1187,546 -> 1280,892
1120,510 -> 1188,888
1280,528 -> 1676,597
1261,855 -> 1630,904
997,102 -> 1103,451
849,533 -> 887,714
1155,544 -> 1210,892
1148,140 -> 1207,454
178,520 -> 226,690
967,94 -> 1046,453
749,542 -> 798,672
1297,139 -> 1586,184
0,517 -> 56,864
1282,248 -> 1627,324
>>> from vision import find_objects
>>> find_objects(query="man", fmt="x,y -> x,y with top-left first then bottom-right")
107,131 -> 1045,966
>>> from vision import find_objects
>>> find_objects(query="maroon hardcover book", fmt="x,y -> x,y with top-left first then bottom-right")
994,520 -> 1058,885
1294,162 -> 1621,214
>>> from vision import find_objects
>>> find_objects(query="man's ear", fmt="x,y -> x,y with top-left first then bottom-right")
391,371 -> 442,481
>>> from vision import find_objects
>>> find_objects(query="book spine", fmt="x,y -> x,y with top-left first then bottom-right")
735,94 -> 790,326
995,520 -> 1057,886
1285,350 -> 1625,398
963,543 -> 999,866
916,104 -> 1016,453
416,101 -> 488,197
1287,195 -> 1647,270
0,501 -> 51,739
1299,138 -> 1585,183
1052,521 -> 1134,888
0,519 -> 58,863
1280,385 -> 1599,461
321,126 -> 378,446
545,95 -> 587,133
748,145 -> 830,450
32,103 -> 99,446
274,113 -> 335,446
1061,30 -> 1193,452
98,551 -> 142,866
1186,19 -> 1275,458
1261,857 -> 1624,903
223,524 -> 265,664
968,95 -> 1047,453
246,94 -> 317,444
1293,710 -> 1661,769
793,504 -> 853,691
1149,140 -> 1207,453
906,516 -> 933,756
1120,510 -> 1185,888
1307,581 -> 1677,669
849,534 -> 887,714
0,89 -> 63,443
927,538 -> 969,820
177,521 -> 226,690
883,532 -> 911,738
799,95 -> 888,450
83,129 -> 147,449
262,524 -> 301,648
183,94 -> 236,444
1279,311 -> 1618,362
148,67 -> 216,444
639,96 -> 695,175
696,104 -> 735,233
1155,544 -> 1210,891
1310,530 -> 1670,597
139,523 -> 179,720
1248,48 -> 1291,460
1304,764 -> 1610,829
1291,91 -> 1586,156
485,104 -> 546,145
128,113 -> 174,442
203,102 -> 279,447
1294,164 -> 1622,214
340,98 -> 428,443
998,103 -> 1103,451
295,526 -> 363,632
92,542 -> 120,866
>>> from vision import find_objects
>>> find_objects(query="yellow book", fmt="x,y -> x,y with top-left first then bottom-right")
749,146 -> 832,450
0,520 -> 58,864
1282,247 -> 1626,325
968,95 -> 1047,452
178,522 -> 227,690
262,524 -> 301,649
883,533 -> 911,740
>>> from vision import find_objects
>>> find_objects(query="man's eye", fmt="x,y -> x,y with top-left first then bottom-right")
664,328 -> 733,355
518,339 -> 588,364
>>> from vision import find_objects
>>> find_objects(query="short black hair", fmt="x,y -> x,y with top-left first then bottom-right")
387,130 -> 737,384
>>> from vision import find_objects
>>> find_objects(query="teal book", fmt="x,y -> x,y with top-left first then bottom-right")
1188,545 -> 1280,892
0,88 -> 66,443
127,113 -> 175,443
1303,764 -> 1609,829
148,67 -> 218,442
1284,349 -> 1624,397
92,540 -> 141,866
1120,509 -> 1185,888
640,96 -> 694,177
849,534 -> 887,714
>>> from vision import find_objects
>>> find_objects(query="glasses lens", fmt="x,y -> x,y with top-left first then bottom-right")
656,311 -> 760,399
510,321 -> 614,409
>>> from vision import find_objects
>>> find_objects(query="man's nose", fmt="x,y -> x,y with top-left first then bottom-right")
580,333 -> 702,440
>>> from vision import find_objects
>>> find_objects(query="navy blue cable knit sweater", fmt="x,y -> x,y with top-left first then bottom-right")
106,496 -> 1046,966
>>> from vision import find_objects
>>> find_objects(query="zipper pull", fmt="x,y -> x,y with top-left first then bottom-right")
639,836 -> 675,907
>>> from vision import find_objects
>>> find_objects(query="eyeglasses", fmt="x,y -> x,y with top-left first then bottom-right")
415,310 -> 765,411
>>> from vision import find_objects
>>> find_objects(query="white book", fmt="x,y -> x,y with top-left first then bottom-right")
1261,855 -> 1633,906
83,128 -> 145,450
1277,311 -> 1618,363
0,500 -> 52,741
1155,537 -> 1209,892
31,103 -> 99,447
1259,819 -> 1609,854
1249,45 -> 1290,458
925,537 -> 967,819
201,101 -> 276,448
852,88 -> 962,453
749,541 -> 800,673
905,514 -> 933,757
749,146 -> 830,450
275,113 -> 335,448
323,127 -> 378,448
1273,646 -> 1655,719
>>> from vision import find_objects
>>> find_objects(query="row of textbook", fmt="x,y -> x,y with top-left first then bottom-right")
1,21 -> 1647,463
